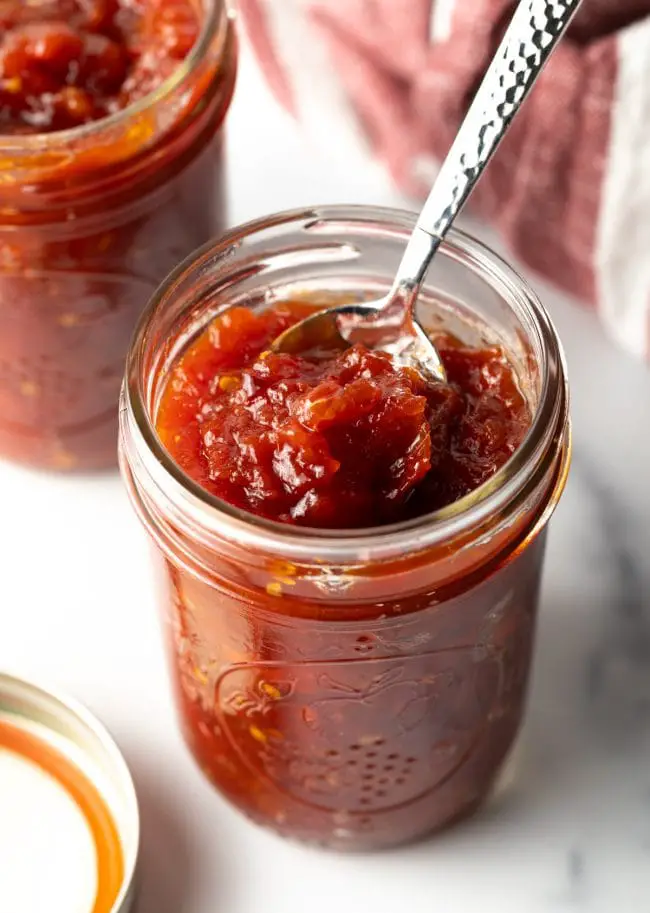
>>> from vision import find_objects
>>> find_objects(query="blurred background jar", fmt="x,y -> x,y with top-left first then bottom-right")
0,0 -> 236,471
120,207 -> 571,850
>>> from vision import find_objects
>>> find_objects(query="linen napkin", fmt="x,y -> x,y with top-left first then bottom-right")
240,0 -> 650,361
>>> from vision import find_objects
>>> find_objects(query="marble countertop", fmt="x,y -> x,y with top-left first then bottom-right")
1,41 -> 650,913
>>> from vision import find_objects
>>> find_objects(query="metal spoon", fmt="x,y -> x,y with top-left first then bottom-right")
272,0 -> 582,381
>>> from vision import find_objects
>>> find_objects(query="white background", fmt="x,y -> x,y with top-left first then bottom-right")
2,37 -> 650,913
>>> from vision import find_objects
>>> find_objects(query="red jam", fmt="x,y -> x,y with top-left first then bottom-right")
156,302 -> 531,528
0,0 -> 200,133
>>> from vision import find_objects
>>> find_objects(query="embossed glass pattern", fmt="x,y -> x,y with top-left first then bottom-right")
0,0 -> 236,471
119,207 -> 571,850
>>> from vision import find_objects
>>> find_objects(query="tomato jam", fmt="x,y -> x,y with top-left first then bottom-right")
120,210 -> 570,850
0,0 -> 236,471
0,0 -> 200,133
156,303 -> 530,527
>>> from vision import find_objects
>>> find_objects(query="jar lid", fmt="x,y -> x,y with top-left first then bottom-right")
0,672 -> 139,913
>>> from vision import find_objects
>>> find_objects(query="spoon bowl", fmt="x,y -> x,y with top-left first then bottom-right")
271,299 -> 448,383
272,227 -> 448,381
271,0 -> 583,379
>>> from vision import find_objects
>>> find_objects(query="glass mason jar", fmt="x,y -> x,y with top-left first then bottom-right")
119,206 -> 571,851
0,1 -> 236,472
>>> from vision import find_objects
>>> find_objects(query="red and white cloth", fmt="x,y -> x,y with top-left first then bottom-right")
239,0 -> 650,361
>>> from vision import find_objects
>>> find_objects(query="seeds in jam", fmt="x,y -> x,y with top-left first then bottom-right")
0,0 -> 200,133
156,302 -> 531,528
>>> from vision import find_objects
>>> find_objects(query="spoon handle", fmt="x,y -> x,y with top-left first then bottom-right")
395,0 -> 583,295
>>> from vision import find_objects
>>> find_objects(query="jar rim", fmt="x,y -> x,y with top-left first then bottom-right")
0,0 -> 229,151
121,204 -> 570,563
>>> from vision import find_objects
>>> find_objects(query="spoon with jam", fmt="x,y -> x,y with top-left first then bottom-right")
272,0 -> 583,381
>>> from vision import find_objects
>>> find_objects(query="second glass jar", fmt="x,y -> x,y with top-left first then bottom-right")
120,206 -> 571,850
0,0 -> 236,471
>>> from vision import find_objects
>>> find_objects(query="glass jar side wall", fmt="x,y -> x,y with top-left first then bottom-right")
0,133 -> 227,470
153,527 -> 547,849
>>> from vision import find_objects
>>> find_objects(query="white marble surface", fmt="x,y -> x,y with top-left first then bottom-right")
2,39 -> 650,913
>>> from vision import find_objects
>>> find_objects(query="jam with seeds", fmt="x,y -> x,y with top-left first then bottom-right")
0,0 -> 236,470
156,302 -> 530,527
0,0 -> 200,133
